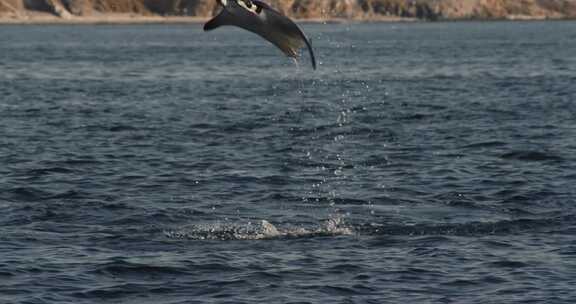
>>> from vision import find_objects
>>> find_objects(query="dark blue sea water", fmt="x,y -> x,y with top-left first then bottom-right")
1,21 -> 576,303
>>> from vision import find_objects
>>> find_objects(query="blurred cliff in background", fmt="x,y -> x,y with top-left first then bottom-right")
1,0 -> 576,21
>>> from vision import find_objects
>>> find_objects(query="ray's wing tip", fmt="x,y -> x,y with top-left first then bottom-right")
304,38 -> 317,70
310,52 -> 317,70
202,22 -> 210,31
203,20 -> 216,31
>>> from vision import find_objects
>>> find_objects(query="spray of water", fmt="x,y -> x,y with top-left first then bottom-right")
163,214 -> 352,241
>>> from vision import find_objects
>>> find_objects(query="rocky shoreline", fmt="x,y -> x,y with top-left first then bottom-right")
1,0 -> 576,23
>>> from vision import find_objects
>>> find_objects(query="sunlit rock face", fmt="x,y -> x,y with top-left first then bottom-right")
3,0 -> 576,20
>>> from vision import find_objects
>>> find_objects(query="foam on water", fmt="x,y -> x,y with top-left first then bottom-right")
163,215 -> 353,240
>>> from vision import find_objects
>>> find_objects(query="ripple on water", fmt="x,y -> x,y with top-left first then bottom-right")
2,22 -> 576,304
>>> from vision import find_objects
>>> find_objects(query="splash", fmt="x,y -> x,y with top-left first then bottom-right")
163,215 -> 353,241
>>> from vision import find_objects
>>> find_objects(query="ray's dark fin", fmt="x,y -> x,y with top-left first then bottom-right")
303,36 -> 317,70
203,10 -> 233,31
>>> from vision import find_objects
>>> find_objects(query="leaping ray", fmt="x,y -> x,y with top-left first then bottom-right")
204,0 -> 317,70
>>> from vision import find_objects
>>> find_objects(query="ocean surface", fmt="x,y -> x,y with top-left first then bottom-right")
1,21 -> 576,303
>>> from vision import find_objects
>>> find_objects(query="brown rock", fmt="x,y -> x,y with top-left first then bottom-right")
0,0 -> 23,13
3,0 -> 576,20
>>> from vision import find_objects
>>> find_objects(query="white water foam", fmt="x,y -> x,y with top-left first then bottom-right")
163,215 -> 353,241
